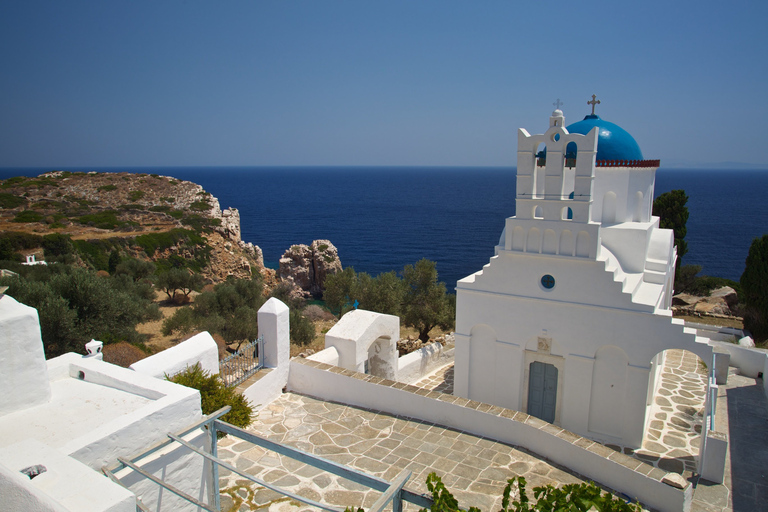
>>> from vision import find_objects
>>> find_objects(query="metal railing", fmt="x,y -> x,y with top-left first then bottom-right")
103,407 -> 432,512
218,336 -> 264,388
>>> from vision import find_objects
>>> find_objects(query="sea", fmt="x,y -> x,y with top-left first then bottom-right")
1,166 -> 766,288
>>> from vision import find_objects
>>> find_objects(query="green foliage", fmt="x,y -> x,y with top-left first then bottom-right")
674,264 -> 739,296
0,266 -> 160,357
402,259 -> 454,342
163,277 -> 265,345
108,250 -> 122,274
73,239 -> 125,271
42,233 -> 75,259
290,309 -> 316,346
160,196 -> 176,203
77,210 -> 122,229
324,268 -> 405,317
98,184 -> 117,192
128,190 -> 145,201
150,205 -> 171,212
168,364 -> 253,433
418,473 -> 640,512
169,210 -> 185,219
1,176 -> 28,188
190,200 -> 211,211
155,268 -> 204,301
12,210 -> 43,223
0,192 -> 27,209
134,228 -> 207,257
0,231 -> 44,251
653,190 -> 689,264
741,234 -> 768,342
115,258 -> 156,281
181,214 -> 221,232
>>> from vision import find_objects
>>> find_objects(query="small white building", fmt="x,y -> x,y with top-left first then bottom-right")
453,105 -> 712,448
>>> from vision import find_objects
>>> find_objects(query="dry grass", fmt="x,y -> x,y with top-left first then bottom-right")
135,290 -> 197,352
676,314 -> 744,329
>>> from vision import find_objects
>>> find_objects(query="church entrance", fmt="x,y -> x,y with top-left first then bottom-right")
527,361 -> 558,423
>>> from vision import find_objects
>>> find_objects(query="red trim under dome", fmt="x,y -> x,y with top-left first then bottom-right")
596,159 -> 660,168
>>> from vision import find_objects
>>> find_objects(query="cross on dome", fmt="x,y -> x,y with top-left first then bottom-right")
553,99 -> 564,109
587,94 -> 601,115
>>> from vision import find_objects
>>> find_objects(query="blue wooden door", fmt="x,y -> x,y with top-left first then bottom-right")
528,361 -> 558,423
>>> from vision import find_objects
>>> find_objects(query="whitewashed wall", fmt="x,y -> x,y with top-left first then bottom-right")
288,358 -> 691,512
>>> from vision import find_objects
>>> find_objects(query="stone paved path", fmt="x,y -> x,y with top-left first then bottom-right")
414,350 -> 708,479
610,349 -> 707,478
218,393 -> 598,512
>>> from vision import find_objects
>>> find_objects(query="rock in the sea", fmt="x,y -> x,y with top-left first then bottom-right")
278,239 -> 341,299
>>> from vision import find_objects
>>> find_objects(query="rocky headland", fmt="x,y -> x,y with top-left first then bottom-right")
0,171 -> 263,282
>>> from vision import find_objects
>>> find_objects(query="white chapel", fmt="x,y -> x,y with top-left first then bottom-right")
453,99 -> 713,448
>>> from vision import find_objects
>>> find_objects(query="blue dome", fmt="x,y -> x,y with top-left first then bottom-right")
566,114 -> 643,161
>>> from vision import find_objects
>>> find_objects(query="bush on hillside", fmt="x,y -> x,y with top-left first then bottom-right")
0,266 -> 160,357
168,363 -> 253,435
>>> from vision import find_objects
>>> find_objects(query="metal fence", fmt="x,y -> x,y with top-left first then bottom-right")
218,336 -> 264,388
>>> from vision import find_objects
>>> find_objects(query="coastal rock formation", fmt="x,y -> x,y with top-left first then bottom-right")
672,286 -> 739,317
278,239 -> 342,298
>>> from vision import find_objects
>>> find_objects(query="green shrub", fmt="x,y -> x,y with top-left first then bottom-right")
77,210 -> 122,229
415,472 -> 640,512
182,214 -> 220,232
290,309 -> 316,346
169,210 -> 184,219
0,193 -> 26,209
98,184 -> 117,192
128,190 -> 145,201
12,210 -> 43,223
1,176 -> 28,188
120,203 -> 143,210
168,364 -> 253,434
0,231 -> 44,251
150,205 -> 171,212
42,233 -> 74,257
134,228 -> 206,257
190,200 -> 211,211
160,196 -> 175,203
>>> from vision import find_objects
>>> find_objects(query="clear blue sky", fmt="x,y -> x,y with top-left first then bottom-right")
1,1 -> 766,168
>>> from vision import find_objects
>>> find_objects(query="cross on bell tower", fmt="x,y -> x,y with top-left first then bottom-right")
553,98 -> 563,109
587,94 -> 601,115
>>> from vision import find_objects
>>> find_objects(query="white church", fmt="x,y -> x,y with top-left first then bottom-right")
453,100 -> 713,448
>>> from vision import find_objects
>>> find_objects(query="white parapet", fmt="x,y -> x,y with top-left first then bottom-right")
0,294 -> 51,416
130,331 -> 219,378
0,439 -> 136,512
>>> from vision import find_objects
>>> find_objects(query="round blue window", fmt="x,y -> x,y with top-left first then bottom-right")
541,274 -> 555,289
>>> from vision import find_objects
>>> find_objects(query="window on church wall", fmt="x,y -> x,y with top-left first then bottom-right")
565,142 -> 578,169
533,205 -> 543,219
535,142 -> 546,168
561,207 -> 573,221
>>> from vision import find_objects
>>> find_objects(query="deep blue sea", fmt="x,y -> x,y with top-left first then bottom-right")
1,167 -> 766,287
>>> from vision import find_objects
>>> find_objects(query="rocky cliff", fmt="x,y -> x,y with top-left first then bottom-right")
0,171 -> 265,283
278,239 -> 342,298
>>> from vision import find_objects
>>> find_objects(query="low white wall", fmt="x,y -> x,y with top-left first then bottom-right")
686,322 -> 743,343
130,332 -> 219,379
711,341 -> 768,379
288,359 -> 692,512
397,343 -> 454,384
307,347 -> 340,366
0,439 -> 135,512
